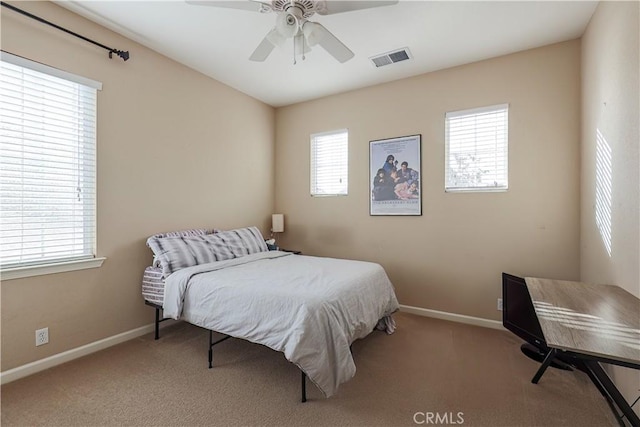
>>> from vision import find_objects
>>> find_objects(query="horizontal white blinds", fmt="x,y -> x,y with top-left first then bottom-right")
0,56 -> 99,268
1,52 -> 102,90
310,129 -> 348,196
445,104 -> 508,192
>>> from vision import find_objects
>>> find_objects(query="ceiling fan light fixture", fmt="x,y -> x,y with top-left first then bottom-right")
276,12 -> 298,38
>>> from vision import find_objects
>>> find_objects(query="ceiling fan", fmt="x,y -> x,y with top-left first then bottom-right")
186,0 -> 399,64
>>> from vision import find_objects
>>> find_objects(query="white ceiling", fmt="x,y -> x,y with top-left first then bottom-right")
56,1 -> 598,107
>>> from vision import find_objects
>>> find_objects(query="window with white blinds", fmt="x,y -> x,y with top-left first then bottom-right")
310,129 -> 348,196
445,104 -> 508,192
1,53 -> 101,269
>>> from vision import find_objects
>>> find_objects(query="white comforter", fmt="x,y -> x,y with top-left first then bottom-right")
163,251 -> 399,397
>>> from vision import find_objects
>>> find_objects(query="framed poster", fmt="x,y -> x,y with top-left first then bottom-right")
370,134 -> 421,216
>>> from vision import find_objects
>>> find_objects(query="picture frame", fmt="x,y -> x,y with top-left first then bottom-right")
370,134 -> 422,216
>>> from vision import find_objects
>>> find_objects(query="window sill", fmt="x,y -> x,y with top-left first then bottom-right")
1,257 -> 106,281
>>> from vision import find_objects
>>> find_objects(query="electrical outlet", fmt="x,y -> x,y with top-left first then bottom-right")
497,298 -> 503,311
35,327 -> 49,346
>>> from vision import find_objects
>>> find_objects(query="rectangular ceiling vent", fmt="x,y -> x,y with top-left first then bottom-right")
370,48 -> 412,68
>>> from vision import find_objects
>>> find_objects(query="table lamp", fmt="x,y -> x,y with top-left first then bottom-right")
271,214 -> 284,248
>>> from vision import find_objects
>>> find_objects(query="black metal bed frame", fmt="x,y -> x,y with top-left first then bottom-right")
146,301 -> 308,402
144,300 -> 172,340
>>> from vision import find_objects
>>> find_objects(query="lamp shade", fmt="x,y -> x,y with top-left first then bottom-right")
272,214 -> 284,233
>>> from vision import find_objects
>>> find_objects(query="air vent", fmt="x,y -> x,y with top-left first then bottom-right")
370,48 -> 412,68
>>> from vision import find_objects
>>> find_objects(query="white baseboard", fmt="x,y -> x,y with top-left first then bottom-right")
2,308 -> 500,385
400,304 -> 505,330
1,322 -> 159,385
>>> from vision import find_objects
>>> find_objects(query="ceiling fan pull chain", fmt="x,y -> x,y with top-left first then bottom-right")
293,35 -> 296,65
302,33 -> 306,61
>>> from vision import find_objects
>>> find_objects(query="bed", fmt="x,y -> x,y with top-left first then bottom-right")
142,226 -> 399,400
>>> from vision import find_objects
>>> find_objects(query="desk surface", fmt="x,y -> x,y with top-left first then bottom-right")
525,277 -> 640,366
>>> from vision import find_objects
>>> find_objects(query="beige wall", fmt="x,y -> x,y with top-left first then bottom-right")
6,3 -> 633,400
1,1 -> 275,371
275,40 -> 582,321
580,0 -> 640,413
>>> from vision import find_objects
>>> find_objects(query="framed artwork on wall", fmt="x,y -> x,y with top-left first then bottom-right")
370,134 -> 422,216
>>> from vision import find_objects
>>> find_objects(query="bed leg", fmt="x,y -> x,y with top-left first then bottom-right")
301,370 -> 307,403
208,330 -> 213,369
154,307 -> 160,340
207,333 -> 232,369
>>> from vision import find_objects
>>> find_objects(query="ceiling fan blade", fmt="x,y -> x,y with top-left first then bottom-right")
303,22 -> 354,63
315,0 -> 399,15
185,0 -> 272,13
249,31 -> 277,61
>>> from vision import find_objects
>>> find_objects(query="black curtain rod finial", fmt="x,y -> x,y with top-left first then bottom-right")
109,50 -> 129,61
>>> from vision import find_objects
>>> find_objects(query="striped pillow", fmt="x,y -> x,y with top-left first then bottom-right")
149,228 -> 217,239
149,228 -> 218,268
146,226 -> 267,278
147,235 -> 215,278
201,233 -> 236,261
213,226 -> 268,257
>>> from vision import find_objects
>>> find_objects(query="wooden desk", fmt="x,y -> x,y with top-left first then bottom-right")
525,277 -> 640,426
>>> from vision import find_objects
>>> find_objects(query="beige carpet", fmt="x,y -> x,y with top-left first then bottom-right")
1,312 -> 618,426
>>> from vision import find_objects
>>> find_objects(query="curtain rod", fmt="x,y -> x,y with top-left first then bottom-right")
1,1 -> 129,61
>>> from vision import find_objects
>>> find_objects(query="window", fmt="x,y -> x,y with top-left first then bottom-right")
1,52 -> 102,274
310,129 -> 348,196
445,104 -> 508,192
